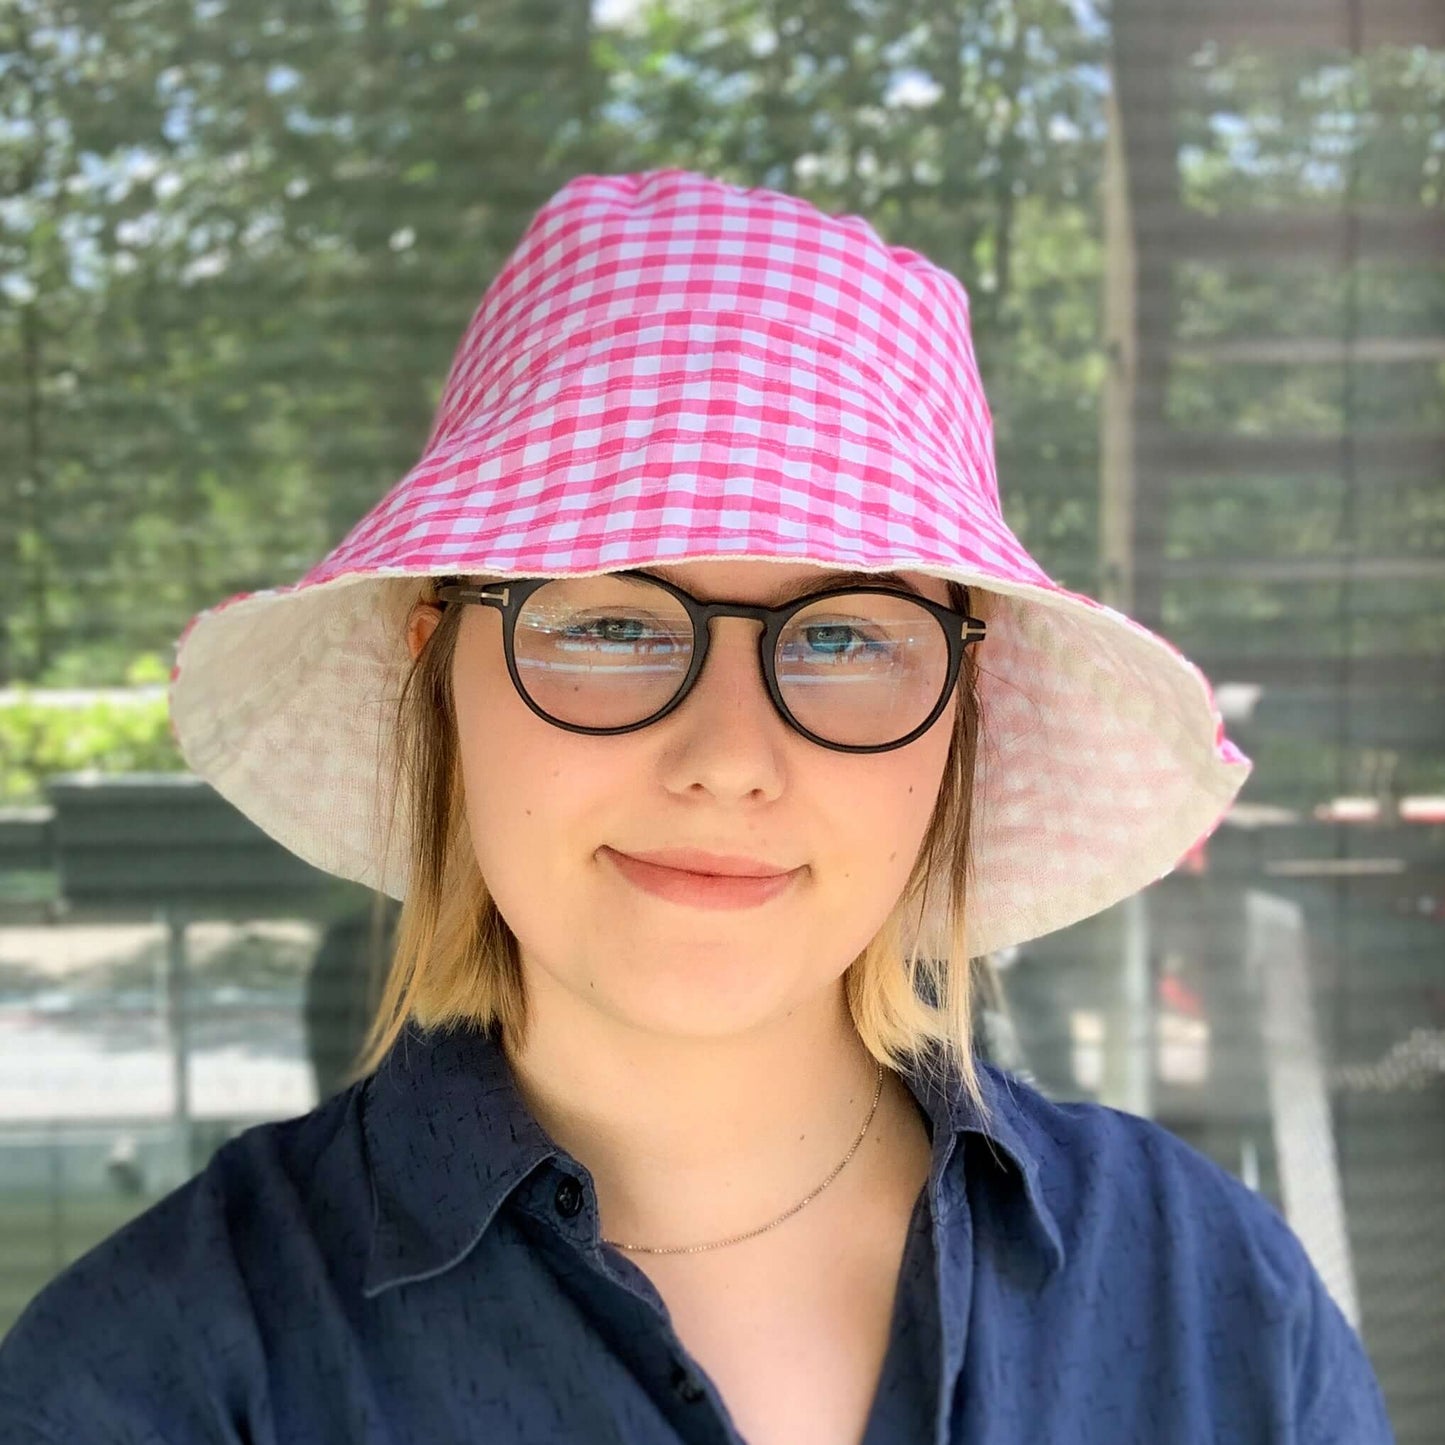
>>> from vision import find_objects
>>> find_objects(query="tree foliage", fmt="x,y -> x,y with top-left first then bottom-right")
2,0 -> 1440,805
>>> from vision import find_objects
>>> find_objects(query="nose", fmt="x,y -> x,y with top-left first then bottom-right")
655,615 -> 794,800
686,614 -> 777,723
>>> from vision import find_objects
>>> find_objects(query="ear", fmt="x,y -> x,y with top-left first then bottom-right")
406,600 -> 443,662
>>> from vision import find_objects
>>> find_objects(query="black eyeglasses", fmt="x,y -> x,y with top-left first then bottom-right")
433,569 -> 986,754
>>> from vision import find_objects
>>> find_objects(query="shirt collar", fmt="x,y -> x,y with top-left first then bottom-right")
360,1019 -> 1064,1298
905,1043 -> 1067,1277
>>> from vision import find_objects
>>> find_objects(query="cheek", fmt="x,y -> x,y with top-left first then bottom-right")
828,764 -> 942,874
450,646 -> 629,895
813,718 -> 952,898
450,629 -> 551,880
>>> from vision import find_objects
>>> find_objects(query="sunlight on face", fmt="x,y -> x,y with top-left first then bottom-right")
407,560 -> 958,1042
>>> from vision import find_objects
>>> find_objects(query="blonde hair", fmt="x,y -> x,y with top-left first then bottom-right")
349,573 -> 993,1121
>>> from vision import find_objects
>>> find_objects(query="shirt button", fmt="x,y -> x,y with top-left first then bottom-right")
671,1363 -> 706,1404
553,1175 -> 584,1219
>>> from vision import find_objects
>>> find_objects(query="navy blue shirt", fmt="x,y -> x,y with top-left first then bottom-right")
0,1019 -> 1393,1443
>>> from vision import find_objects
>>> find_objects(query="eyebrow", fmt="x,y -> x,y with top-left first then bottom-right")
635,568 -> 925,605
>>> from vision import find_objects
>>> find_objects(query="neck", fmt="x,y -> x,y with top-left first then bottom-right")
502,969 -> 911,1251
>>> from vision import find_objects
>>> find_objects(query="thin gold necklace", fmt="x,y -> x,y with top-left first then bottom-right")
600,1058 -> 885,1255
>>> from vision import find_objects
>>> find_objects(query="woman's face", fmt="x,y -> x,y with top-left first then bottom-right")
406,559 -> 958,1040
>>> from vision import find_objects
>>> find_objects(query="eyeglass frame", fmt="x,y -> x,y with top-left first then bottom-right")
432,569 -> 986,755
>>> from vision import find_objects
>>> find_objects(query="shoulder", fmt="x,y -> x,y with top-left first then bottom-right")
974,1064 -> 1395,1443
0,1086 -> 368,1444
983,1062 -> 1304,1291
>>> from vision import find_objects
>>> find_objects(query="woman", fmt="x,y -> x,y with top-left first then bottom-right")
0,168 -> 1393,1444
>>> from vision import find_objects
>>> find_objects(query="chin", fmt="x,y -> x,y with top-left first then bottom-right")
574,951 -> 811,1037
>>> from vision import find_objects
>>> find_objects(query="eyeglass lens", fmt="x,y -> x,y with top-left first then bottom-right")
510,575 -> 950,747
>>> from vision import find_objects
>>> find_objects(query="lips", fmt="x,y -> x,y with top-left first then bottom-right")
601,847 -> 803,910
609,847 -> 796,879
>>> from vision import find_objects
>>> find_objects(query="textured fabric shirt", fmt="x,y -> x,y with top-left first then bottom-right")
0,1018 -> 1394,1444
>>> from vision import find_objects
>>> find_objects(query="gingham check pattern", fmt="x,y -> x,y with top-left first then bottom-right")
168,167 -> 1251,958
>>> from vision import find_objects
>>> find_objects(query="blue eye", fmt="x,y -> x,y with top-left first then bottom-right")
557,615 -> 688,654
802,624 -> 861,657
570,617 -> 644,643
783,624 -> 892,664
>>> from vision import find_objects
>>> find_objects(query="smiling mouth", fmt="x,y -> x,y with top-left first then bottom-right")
608,847 -> 796,879
600,847 -> 803,910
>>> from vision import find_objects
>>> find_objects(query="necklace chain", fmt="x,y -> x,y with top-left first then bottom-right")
599,1058 -> 885,1256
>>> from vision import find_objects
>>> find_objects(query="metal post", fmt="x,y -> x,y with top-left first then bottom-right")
1248,889 -> 1359,1326
1099,892 -> 1155,1117
159,906 -> 193,1176
1095,84 -> 1155,1119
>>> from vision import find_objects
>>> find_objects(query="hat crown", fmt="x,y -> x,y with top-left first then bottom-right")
422,168 -> 998,510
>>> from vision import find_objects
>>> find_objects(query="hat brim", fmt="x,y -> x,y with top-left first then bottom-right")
169,314 -> 1251,958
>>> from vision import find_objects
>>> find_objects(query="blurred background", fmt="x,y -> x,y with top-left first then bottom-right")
1,0 -> 1441,1437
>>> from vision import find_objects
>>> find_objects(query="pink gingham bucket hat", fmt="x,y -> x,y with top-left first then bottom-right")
167,167 -> 1251,960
